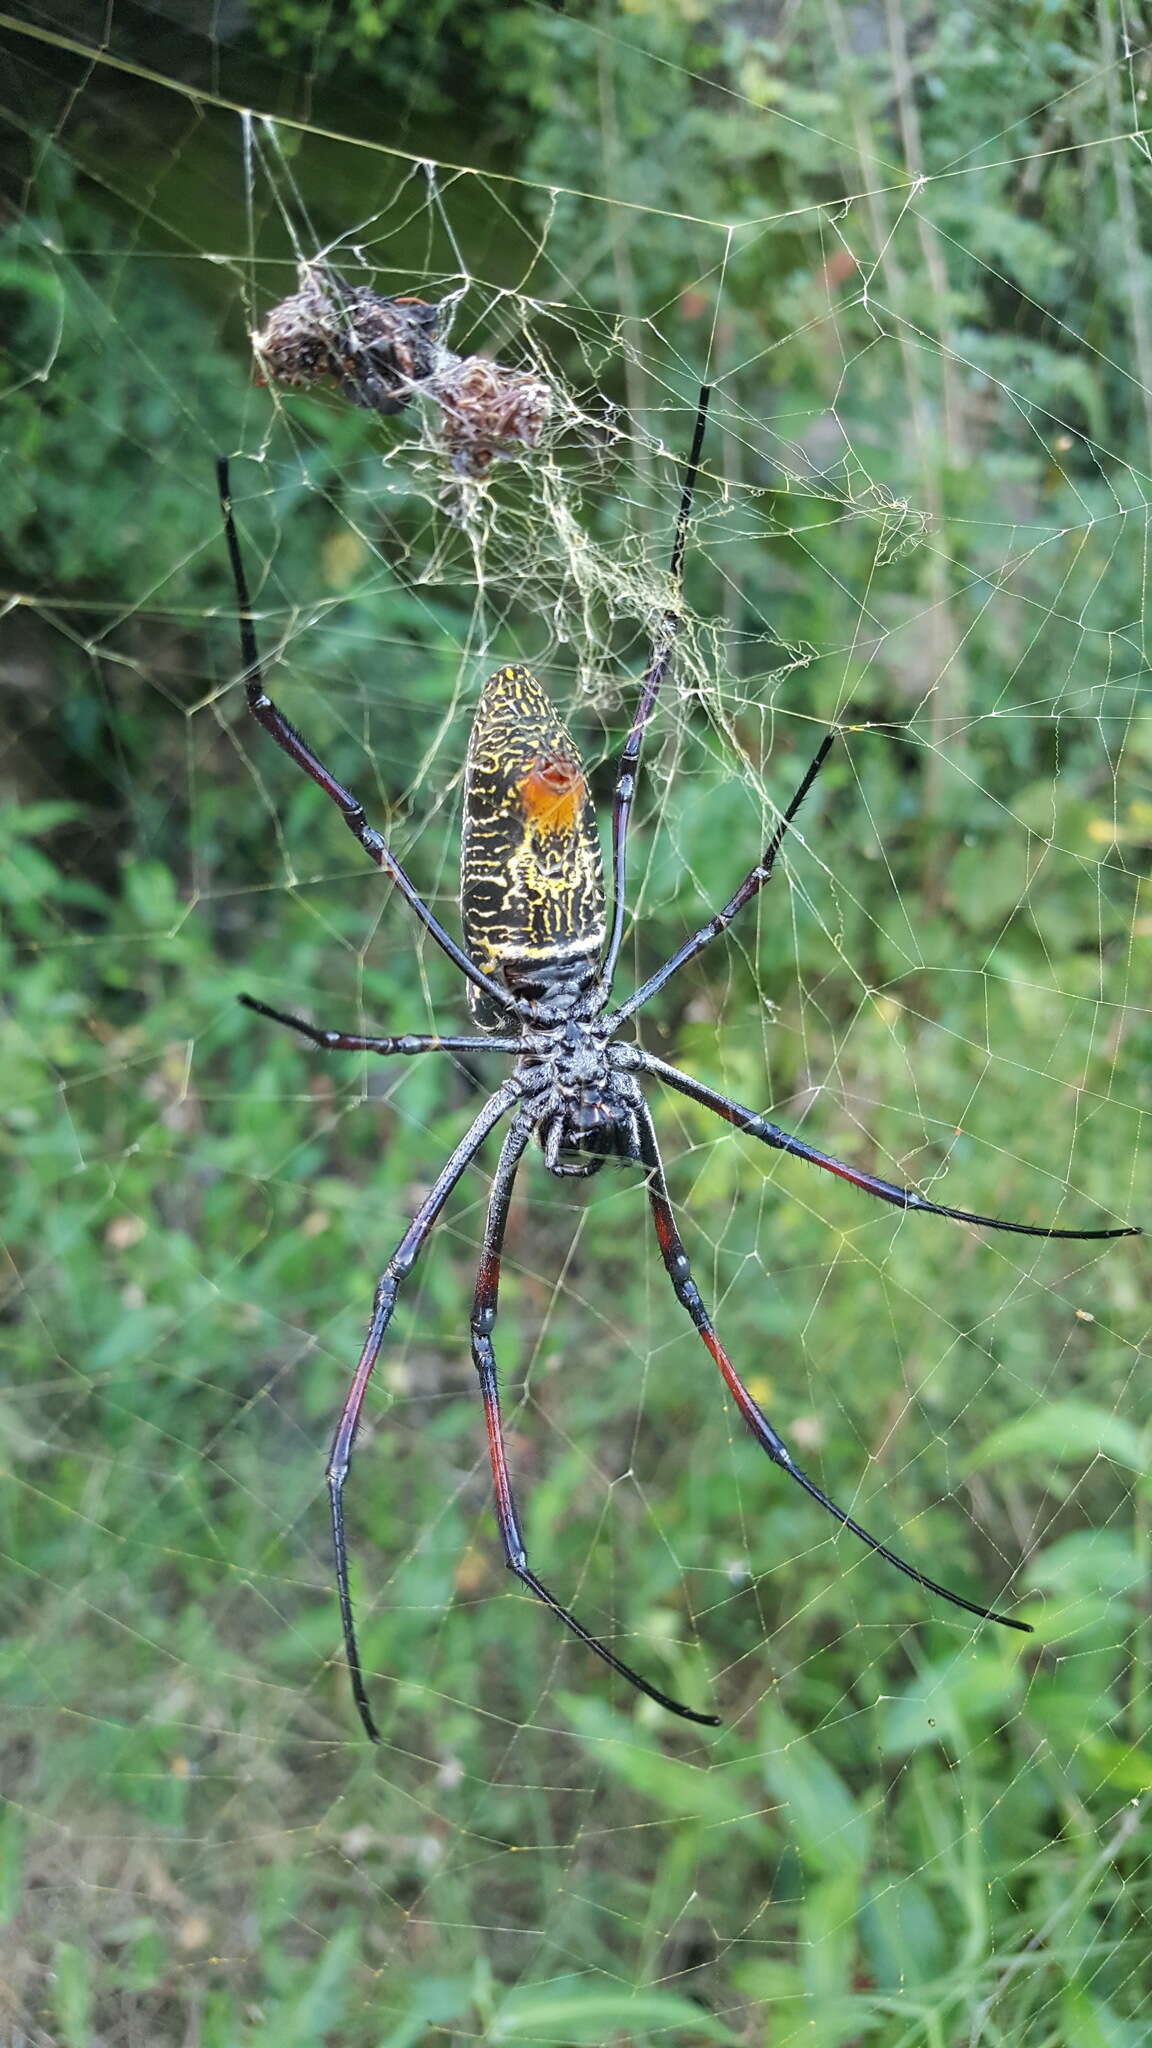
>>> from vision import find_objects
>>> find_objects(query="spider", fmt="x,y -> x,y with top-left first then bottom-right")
217,393 -> 1137,1740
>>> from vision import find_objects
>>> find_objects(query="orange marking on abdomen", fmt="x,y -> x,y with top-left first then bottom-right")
518,753 -> 585,835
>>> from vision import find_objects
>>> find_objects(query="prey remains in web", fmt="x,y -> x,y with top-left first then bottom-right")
217,390 -> 1139,1741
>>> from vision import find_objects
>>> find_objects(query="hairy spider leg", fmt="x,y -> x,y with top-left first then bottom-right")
238,992 -> 520,1058
611,733 -> 837,1027
217,460 -> 512,1017
638,1054 -> 1139,1242
602,385 -> 712,990
633,1101 -> 1033,1637
327,1081 -> 520,1742
470,1114 -> 720,1727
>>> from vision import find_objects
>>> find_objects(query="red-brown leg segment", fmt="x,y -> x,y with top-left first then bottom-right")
327,1080 -> 520,1741
470,1113 -> 720,1726
633,1100 -> 1033,1636
637,1054 -> 1138,1242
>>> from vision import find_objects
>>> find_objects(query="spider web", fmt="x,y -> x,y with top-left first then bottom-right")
1,4 -> 1149,2042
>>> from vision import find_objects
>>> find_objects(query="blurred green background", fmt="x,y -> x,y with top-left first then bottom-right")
1,4 -> 1149,2043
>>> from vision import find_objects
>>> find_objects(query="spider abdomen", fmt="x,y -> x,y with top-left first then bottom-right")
461,665 -> 606,1026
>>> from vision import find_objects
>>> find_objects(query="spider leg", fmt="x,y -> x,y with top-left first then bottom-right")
470,1113 -> 720,1727
327,1079 -> 519,1742
217,461 -> 512,1019
636,1053 -> 1139,1241
239,992 -> 520,1058
602,386 -> 711,990
611,734 -> 836,1026
632,1097 -> 1033,1634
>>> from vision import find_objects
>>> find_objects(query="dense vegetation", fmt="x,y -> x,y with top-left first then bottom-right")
1,4 -> 1149,2043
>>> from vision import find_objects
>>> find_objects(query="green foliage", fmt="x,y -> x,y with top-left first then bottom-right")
247,0 -> 565,130
1,3 -> 1150,2044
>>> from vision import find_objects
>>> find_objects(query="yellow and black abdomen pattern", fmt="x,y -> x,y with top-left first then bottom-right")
461,665 -> 606,1026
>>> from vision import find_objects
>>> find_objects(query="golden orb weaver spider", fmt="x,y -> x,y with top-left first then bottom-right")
218,389 -> 1138,1740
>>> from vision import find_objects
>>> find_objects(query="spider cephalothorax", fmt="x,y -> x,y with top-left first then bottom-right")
219,391 -> 1138,1741
507,1016 -> 642,1176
